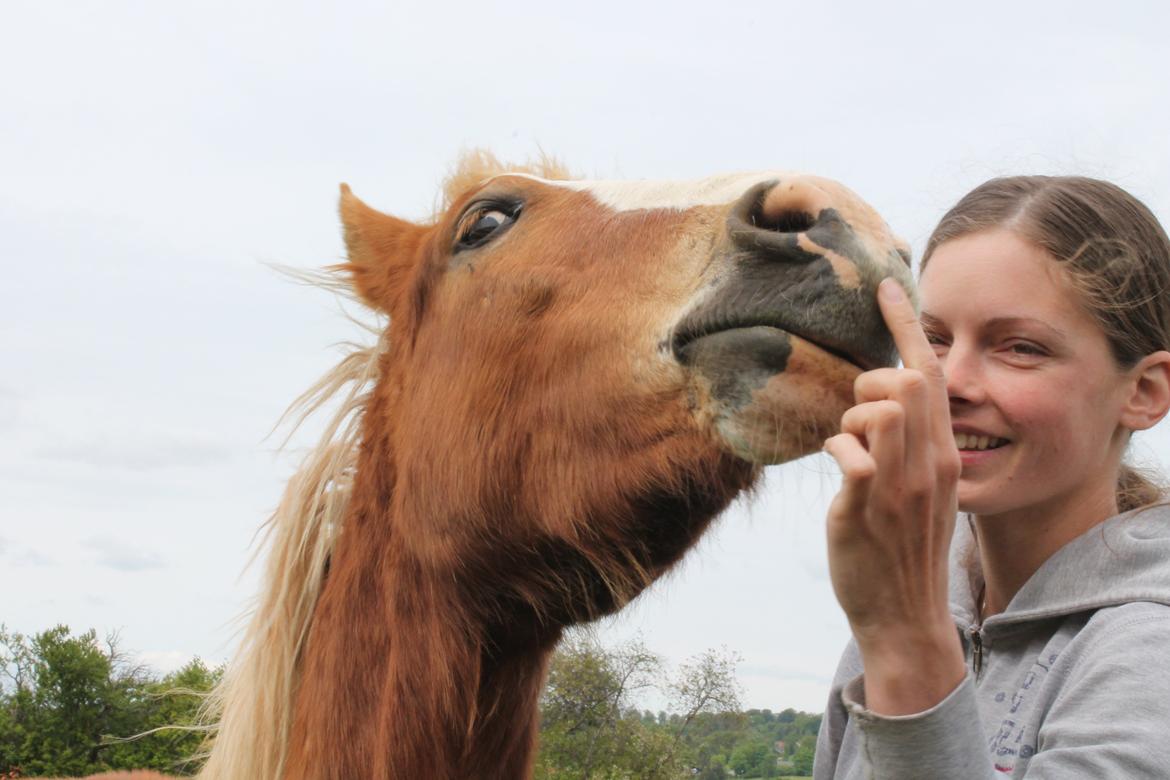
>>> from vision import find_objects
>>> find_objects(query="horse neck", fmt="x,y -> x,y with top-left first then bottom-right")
283,461 -> 558,780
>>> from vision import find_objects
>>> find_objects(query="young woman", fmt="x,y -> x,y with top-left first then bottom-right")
813,176 -> 1170,778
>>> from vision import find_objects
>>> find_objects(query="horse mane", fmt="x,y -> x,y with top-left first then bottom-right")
197,305 -> 383,779
196,151 -> 572,779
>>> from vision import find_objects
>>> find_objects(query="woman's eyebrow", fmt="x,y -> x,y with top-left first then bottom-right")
919,312 -> 945,330
983,316 -> 1069,341
918,312 -> 1069,341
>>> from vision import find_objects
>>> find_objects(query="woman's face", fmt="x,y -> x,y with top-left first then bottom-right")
920,229 -> 1131,520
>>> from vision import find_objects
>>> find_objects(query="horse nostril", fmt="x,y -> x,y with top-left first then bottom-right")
751,181 -> 827,235
752,202 -> 816,234
727,180 -> 833,257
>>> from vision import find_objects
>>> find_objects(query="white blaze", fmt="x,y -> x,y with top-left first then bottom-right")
496,171 -> 802,212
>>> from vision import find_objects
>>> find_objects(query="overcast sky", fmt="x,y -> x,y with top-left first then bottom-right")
3,1 -> 1169,713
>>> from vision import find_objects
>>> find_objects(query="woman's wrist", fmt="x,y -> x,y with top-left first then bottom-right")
854,623 -> 966,716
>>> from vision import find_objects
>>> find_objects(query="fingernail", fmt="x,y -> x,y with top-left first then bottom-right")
879,278 -> 905,303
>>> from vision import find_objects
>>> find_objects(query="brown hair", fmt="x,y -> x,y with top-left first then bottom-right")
923,175 -> 1170,512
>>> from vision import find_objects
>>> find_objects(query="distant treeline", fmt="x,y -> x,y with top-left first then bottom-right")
1,626 -> 819,778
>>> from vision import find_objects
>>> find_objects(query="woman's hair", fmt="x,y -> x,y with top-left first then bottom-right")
922,176 -> 1170,512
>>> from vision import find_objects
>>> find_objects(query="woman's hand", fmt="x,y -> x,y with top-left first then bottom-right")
823,278 -> 966,715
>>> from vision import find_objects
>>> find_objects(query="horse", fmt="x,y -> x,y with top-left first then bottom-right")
87,152 -> 913,779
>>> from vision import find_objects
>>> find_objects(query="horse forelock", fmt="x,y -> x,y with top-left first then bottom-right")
438,149 -> 573,215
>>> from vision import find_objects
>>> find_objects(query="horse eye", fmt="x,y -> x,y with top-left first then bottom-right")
456,206 -> 519,251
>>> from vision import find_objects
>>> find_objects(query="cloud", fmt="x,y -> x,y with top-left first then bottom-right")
0,537 -> 56,567
0,387 -> 19,430
83,535 -> 164,571
13,548 -> 55,567
738,662 -> 833,687
136,650 -> 195,676
35,430 -> 235,471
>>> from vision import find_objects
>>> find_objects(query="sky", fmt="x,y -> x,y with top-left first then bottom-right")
3,0 -> 1169,713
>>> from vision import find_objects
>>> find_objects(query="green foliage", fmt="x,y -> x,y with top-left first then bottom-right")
0,624 -> 220,777
790,741 -> 816,775
2,624 -> 819,778
534,634 -> 820,779
536,634 -> 684,780
729,738 -> 773,776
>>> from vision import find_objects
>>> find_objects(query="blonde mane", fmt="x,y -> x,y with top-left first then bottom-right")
197,152 -> 569,778
198,288 -> 384,779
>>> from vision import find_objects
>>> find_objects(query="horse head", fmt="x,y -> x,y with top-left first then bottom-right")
337,157 -> 911,630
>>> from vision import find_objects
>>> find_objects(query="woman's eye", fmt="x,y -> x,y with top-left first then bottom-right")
923,330 -> 949,347
456,206 -> 519,251
1007,340 -> 1045,356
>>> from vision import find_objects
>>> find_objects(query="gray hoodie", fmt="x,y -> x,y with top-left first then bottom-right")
813,505 -> 1170,779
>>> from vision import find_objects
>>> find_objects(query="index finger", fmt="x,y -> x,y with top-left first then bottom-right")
877,278 -> 943,383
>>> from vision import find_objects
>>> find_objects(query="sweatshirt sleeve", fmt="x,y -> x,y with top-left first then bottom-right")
839,672 -> 994,778
813,639 -> 864,780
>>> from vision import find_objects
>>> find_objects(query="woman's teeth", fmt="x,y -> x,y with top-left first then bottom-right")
955,433 -> 1007,451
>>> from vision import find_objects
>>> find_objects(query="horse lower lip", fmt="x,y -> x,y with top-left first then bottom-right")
794,335 -> 868,370
676,326 -> 869,370
815,344 -> 866,370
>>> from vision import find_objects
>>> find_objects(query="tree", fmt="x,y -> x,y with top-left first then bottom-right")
729,738 -> 772,777
101,658 -> 221,773
789,740 -> 815,776
4,625 -> 130,775
0,625 -> 220,777
667,647 -> 743,734
654,646 -> 742,772
536,632 -> 674,779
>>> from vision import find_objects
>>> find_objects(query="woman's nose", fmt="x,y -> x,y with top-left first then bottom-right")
941,344 -> 986,406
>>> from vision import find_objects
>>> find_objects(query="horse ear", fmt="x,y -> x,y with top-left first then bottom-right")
337,184 -> 426,313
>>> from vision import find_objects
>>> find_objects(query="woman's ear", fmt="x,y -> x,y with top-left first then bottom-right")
1120,350 -> 1170,431
336,184 -> 427,314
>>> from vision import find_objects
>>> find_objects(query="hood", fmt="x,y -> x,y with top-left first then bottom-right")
949,504 -> 1170,633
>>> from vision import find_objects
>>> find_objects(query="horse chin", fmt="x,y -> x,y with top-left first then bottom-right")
679,326 -> 859,464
